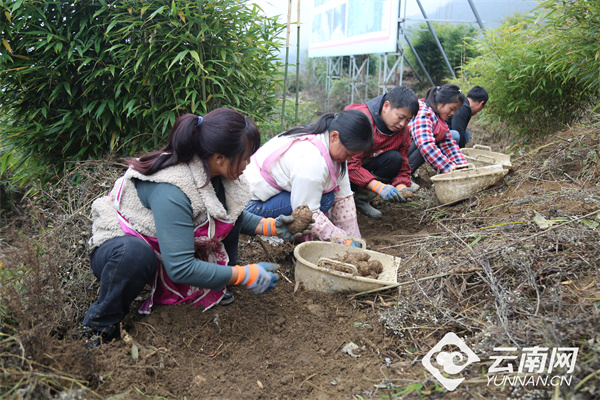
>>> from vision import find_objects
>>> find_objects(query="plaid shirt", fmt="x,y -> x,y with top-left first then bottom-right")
409,99 -> 466,173
345,102 -> 412,188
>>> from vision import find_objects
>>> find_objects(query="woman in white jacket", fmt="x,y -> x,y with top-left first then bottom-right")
244,110 -> 372,243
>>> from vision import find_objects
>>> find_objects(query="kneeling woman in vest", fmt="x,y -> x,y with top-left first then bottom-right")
84,109 -> 302,345
243,110 -> 373,244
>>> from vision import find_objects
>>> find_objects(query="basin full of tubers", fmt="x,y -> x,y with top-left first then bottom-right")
293,236 -> 400,293
318,252 -> 384,279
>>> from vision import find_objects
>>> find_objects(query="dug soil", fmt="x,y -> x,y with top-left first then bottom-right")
3,119 -> 599,400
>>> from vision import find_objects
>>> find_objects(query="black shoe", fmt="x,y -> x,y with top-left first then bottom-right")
354,189 -> 382,219
81,325 -> 119,349
355,198 -> 383,218
219,289 -> 235,306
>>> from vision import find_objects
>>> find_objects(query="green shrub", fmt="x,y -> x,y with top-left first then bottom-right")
258,97 -> 319,141
0,0 -> 283,184
539,0 -> 600,100
454,4 -> 600,141
407,22 -> 481,86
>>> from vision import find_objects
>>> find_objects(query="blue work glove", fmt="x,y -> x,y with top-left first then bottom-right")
259,215 -> 312,241
233,262 -> 279,295
372,181 -> 406,203
276,214 -> 312,240
343,239 -> 363,248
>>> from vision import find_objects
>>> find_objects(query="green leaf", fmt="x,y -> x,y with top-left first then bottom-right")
0,153 -> 14,175
107,99 -> 115,114
106,19 -> 119,34
190,50 -> 201,65
82,100 -> 99,116
168,50 -> 189,70
96,101 -> 107,118
148,6 -> 166,20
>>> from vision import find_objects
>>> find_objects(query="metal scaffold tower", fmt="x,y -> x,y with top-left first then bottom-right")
349,55 -> 369,105
325,56 -> 342,112
378,52 -> 405,95
323,0 -> 485,103
323,55 -> 370,112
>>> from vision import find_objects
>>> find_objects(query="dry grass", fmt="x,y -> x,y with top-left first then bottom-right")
1,121 -> 599,399
372,121 -> 600,399
1,158 -> 126,399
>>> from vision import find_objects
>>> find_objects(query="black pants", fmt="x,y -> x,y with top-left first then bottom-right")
351,150 -> 403,190
83,215 -> 244,332
83,236 -> 158,332
407,140 -> 426,174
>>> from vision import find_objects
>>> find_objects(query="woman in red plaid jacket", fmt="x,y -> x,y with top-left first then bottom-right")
407,84 -> 468,175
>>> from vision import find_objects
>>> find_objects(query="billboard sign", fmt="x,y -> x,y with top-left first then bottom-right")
309,0 -> 400,58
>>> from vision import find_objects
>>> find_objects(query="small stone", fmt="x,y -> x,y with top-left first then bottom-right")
341,342 -> 361,358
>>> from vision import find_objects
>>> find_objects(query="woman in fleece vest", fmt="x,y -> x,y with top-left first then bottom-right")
83,109 -> 308,347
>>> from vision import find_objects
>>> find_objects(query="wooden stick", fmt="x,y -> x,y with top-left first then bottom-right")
257,237 -> 275,263
257,237 -> 292,284
348,271 -> 452,298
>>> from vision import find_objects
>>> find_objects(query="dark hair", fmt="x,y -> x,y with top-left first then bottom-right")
130,108 -> 260,182
424,84 -> 466,114
384,86 -> 419,117
467,86 -> 488,104
280,110 -> 372,151
279,110 -> 373,175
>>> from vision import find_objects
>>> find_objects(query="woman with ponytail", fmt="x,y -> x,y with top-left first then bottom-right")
244,110 -> 373,244
83,108 -> 304,347
407,84 -> 468,174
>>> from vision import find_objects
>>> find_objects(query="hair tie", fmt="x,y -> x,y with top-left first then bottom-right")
197,115 -> 203,127
458,88 -> 462,93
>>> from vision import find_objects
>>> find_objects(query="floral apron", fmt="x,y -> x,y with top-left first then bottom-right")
112,178 -> 230,314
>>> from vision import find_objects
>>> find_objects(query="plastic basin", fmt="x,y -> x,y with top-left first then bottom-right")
461,144 -> 512,170
430,164 -> 508,204
293,241 -> 400,293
